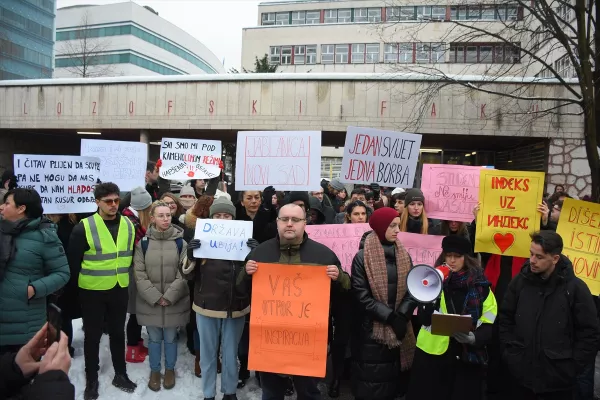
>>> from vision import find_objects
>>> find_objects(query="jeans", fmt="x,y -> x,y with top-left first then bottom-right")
146,326 -> 178,372
261,373 -> 321,400
196,313 -> 245,398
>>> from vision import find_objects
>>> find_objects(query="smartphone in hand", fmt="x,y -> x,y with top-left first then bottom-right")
46,303 -> 62,345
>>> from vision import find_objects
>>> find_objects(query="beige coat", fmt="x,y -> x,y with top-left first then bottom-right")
134,224 -> 190,328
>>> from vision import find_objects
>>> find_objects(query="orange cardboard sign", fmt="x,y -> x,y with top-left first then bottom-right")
248,263 -> 331,377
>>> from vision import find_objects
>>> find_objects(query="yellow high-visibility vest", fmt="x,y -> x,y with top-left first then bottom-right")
78,213 -> 134,291
416,290 -> 497,355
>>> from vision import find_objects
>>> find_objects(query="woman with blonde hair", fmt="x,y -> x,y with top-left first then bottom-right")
160,192 -> 184,227
399,189 -> 440,235
122,187 -> 154,363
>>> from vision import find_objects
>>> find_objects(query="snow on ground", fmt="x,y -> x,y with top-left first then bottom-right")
68,318 -> 264,400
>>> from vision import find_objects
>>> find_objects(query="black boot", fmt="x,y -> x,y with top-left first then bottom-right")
223,395 -> 238,400
328,378 -> 341,398
84,379 -> 99,400
112,373 -> 137,393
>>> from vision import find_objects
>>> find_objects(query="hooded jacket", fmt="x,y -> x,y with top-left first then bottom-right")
133,224 -> 190,328
308,196 -> 326,225
0,218 -> 70,346
498,256 -> 600,393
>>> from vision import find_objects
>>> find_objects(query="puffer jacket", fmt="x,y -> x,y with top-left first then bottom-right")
181,256 -> 250,319
133,224 -> 190,328
0,218 -> 70,346
350,236 -> 417,400
499,256 -> 600,394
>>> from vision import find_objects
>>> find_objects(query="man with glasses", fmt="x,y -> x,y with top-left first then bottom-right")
242,203 -> 350,400
67,182 -> 137,400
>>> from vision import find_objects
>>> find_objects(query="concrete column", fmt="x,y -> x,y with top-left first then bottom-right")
140,129 -> 150,159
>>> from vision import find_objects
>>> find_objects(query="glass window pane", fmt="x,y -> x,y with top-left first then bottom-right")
276,13 -> 289,25
292,11 -> 305,24
322,44 -> 334,63
416,43 -> 430,63
401,6 -> 415,20
432,7 -> 446,19
480,46 -> 492,63
366,44 -> 379,63
507,6 -> 518,20
324,9 -> 337,23
417,6 -> 432,19
467,6 -> 480,19
466,46 -> 477,63
306,11 -> 320,24
335,44 -> 349,63
352,44 -> 365,63
432,43 -> 445,63
338,9 -> 351,22
384,43 -> 398,63
281,46 -> 292,64
481,6 -> 495,20
355,8 -> 368,22
386,7 -> 400,21
306,45 -> 317,64
270,46 -> 280,64
399,43 -> 413,63
368,8 -> 381,22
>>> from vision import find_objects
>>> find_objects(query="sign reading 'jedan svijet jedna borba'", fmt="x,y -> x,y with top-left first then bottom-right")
340,127 -> 422,187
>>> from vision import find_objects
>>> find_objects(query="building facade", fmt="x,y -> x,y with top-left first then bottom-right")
242,0 -> 527,75
0,0 -> 56,80
54,2 -> 225,78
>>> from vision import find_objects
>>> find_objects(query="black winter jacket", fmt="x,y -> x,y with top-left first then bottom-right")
498,256 -> 600,393
350,237 -> 418,400
0,353 -> 74,400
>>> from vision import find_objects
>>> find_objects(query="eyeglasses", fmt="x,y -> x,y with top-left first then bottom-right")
277,217 -> 306,224
100,198 -> 120,205
163,201 -> 176,206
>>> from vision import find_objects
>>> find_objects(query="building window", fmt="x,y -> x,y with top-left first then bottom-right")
294,45 -> 305,64
352,44 -> 365,63
432,6 -> 446,20
276,12 -> 290,25
306,45 -> 317,64
555,55 -> 576,77
306,11 -> 320,24
467,6 -> 481,19
557,2 -> 573,21
384,43 -> 399,62
349,43 -> 379,63
335,44 -> 349,63
417,6 -> 432,19
338,9 -> 352,22
262,13 -> 275,25
506,5 -> 519,20
270,46 -> 281,64
292,11 -> 306,24
450,43 -> 521,63
322,44 -> 335,63
281,46 -> 292,64
366,44 -> 380,63
481,6 -> 495,20
401,6 -> 416,20
431,43 -> 445,62
324,9 -> 338,23
386,7 -> 400,21
368,8 -> 382,22
399,43 -> 413,63
354,8 -> 368,22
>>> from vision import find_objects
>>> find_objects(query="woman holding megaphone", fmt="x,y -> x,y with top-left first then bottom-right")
406,235 -> 497,400
349,208 -> 419,400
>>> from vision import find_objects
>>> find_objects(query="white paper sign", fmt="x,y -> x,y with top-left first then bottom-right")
159,137 -> 222,180
235,131 -> 322,191
14,154 -> 101,214
194,219 -> 254,261
340,127 -> 422,187
80,139 -> 147,191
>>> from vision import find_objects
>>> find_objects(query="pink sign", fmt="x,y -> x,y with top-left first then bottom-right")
397,232 -> 444,267
305,224 -> 371,275
421,164 -> 482,223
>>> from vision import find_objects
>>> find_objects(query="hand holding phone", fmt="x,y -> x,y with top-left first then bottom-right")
46,303 -> 62,345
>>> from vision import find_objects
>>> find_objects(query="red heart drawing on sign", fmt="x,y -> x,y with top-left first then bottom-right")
187,171 -> 195,178
493,232 -> 515,254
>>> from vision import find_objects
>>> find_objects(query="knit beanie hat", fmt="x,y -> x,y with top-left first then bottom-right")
404,188 -> 425,206
179,185 -> 196,197
442,235 -> 471,256
130,186 -> 152,210
369,207 -> 400,241
209,196 -> 236,219
284,191 -> 311,211
329,178 -> 345,191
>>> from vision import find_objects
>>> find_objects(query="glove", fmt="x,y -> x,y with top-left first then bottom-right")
187,239 -> 201,260
453,331 -> 476,345
370,183 -> 381,201
246,238 -> 259,250
262,186 -> 276,208
417,302 -> 436,327
205,177 -> 219,197
388,312 -> 408,341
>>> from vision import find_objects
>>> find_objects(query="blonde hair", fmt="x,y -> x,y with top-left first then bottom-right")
138,205 -> 153,230
399,208 -> 429,234
150,201 -> 171,216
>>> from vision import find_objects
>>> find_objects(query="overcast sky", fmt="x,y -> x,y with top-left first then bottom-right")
56,0 -> 280,70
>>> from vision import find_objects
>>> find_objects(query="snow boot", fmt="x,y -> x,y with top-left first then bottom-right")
148,371 -> 161,392
83,379 -> 99,400
163,369 -> 176,389
112,373 -> 137,393
126,344 -> 146,363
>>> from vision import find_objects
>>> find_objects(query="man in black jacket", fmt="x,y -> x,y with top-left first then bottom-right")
241,203 -> 350,400
499,230 -> 599,400
1,324 -> 74,400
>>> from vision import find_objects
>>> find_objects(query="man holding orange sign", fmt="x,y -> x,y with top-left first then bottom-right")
239,203 -> 350,400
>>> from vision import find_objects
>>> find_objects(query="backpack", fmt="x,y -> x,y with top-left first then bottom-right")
141,237 -> 183,257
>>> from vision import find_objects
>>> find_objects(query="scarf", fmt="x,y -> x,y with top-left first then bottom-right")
363,232 -> 416,371
445,268 -> 491,365
0,218 -> 34,281
484,254 -> 526,292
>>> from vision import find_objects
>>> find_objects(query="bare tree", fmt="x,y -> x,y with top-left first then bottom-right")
56,11 -> 114,78
379,0 -> 599,200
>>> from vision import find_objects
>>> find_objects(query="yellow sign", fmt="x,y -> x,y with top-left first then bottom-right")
475,170 -> 545,257
556,198 -> 600,295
